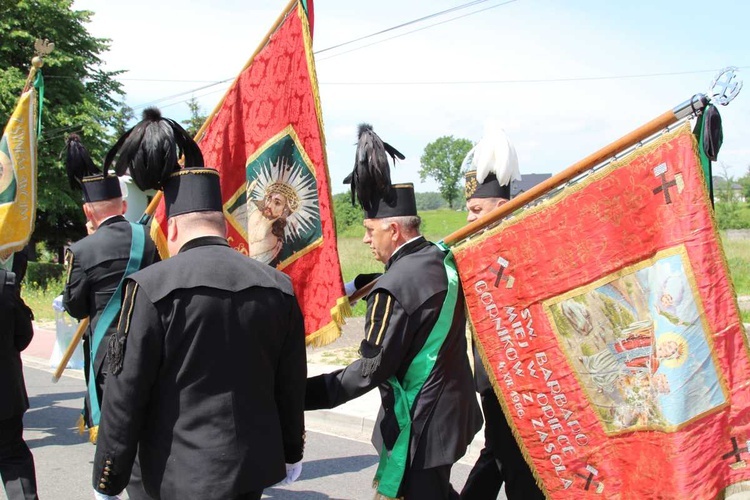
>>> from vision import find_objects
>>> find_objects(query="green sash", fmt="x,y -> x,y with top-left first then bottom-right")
373,242 -> 459,498
87,222 -> 145,427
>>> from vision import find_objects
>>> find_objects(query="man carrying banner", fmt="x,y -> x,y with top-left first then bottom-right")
62,136 -> 160,499
0,247 -> 38,500
92,109 -> 307,500
459,125 -> 544,500
62,136 -> 160,441
306,124 -> 481,499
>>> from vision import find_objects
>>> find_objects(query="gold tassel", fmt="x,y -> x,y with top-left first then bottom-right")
305,295 -> 354,347
149,220 -> 170,260
76,414 -> 86,436
371,480 -> 402,500
89,425 -> 98,444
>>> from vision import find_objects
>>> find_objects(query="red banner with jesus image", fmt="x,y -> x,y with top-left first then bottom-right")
453,124 -> 750,499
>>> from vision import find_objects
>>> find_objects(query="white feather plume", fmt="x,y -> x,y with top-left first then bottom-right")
461,120 -> 521,185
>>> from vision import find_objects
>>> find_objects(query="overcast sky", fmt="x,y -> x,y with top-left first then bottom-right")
72,0 -> 750,194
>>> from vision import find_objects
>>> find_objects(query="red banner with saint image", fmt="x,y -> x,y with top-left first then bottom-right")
453,125 -> 750,498
151,0 -> 347,345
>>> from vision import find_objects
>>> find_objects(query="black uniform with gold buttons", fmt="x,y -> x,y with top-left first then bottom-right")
92,110 -> 306,500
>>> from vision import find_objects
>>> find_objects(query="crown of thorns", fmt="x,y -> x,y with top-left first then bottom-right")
266,182 -> 300,212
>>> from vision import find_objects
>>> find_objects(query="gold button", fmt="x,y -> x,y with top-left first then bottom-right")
103,471 -> 109,476
105,460 -> 112,465
99,483 -> 106,489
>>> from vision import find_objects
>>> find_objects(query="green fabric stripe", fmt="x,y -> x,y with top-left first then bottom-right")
696,106 -> 713,200
374,242 -> 459,497
87,222 -> 145,426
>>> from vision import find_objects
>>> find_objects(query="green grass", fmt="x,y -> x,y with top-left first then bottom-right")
337,209 -> 467,315
20,277 -> 64,325
723,237 -> 750,295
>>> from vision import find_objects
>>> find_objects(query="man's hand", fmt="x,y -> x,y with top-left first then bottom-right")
345,273 -> 382,305
279,461 -> 302,485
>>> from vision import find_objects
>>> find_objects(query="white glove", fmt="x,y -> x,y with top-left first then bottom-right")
344,280 -> 359,307
93,489 -> 121,500
280,461 -> 302,485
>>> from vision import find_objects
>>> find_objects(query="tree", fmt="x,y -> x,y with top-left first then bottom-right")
183,97 -> 208,138
415,191 -> 448,211
112,104 -> 134,136
419,136 -> 473,209
0,0 -> 126,257
714,163 -> 750,230
332,192 -> 363,236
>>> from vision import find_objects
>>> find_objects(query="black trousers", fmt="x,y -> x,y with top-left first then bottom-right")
401,464 -> 459,500
0,414 -> 37,500
234,491 -> 262,500
460,392 -> 545,500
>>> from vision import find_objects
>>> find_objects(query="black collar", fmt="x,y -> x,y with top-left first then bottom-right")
386,236 -> 429,270
98,215 -> 127,228
178,235 -> 230,254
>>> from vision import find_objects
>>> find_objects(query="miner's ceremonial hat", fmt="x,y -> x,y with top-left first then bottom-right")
104,107 -> 222,217
463,121 -> 521,201
343,123 -> 413,219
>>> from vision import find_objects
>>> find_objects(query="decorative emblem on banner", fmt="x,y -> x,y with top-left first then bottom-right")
225,126 -> 322,269
575,464 -> 604,494
486,255 -> 515,288
652,163 -> 684,204
723,437 -> 750,470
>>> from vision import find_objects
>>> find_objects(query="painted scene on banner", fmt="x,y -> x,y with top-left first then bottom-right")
545,247 -> 727,434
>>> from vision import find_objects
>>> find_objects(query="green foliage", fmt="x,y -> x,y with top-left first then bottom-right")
550,304 -> 573,337
20,276 -> 65,323
23,261 -> 63,289
332,192 -> 364,237
0,0 -> 126,252
182,97 -> 207,138
415,191 -> 448,211
419,136 -> 473,209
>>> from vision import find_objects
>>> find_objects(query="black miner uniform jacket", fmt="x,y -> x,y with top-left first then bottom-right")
92,237 -> 307,499
0,249 -> 34,420
306,237 -> 482,470
63,215 -> 159,420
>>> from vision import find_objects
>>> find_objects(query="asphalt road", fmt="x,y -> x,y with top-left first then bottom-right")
4,362 -> 500,500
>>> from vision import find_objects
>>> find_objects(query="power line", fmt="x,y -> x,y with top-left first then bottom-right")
317,67 -> 750,85
127,0 -> 519,110
314,0 -> 493,54
316,0 -> 520,62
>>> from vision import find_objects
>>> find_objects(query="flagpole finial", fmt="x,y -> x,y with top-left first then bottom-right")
32,39 -> 54,68
708,66 -> 742,106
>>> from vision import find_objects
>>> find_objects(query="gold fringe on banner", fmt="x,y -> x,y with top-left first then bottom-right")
305,296 -> 352,347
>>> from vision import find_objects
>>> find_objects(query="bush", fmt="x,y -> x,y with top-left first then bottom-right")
24,262 -> 64,289
332,192 -> 364,237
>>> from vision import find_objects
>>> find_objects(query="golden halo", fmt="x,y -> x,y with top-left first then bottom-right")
657,332 -> 689,368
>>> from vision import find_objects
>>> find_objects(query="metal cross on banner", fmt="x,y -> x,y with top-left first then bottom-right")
652,163 -> 683,204
487,255 -> 515,288
575,465 -> 604,494
722,437 -> 750,470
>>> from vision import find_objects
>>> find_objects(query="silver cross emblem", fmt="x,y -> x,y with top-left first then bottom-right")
709,67 -> 743,106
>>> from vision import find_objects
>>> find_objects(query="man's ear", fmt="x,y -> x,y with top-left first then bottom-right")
83,203 -> 93,222
121,200 -> 128,215
167,217 -> 178,242
389,221 -> 400,242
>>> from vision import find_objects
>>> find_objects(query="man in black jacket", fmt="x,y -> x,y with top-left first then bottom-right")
307,125 -> 481,499
0,248 -> 38,500
92,110 -> 306,500
63,173 -> 159,442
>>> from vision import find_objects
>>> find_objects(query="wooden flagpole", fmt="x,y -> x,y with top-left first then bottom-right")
348,93 -> 711,305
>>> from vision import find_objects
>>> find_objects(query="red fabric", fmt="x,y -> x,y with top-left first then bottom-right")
454,126 -> 750,499
153,3 -> 343,339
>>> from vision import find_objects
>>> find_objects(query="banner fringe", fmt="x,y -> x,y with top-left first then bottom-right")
306,296 -> 352,347
76,414 -> 86,436
150,219 -> 170,260
89,425 -> 98,444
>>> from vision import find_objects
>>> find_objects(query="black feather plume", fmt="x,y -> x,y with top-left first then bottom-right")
103,107 -> 204,192
64,134 -> 100,190
346,123 -> 404,210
